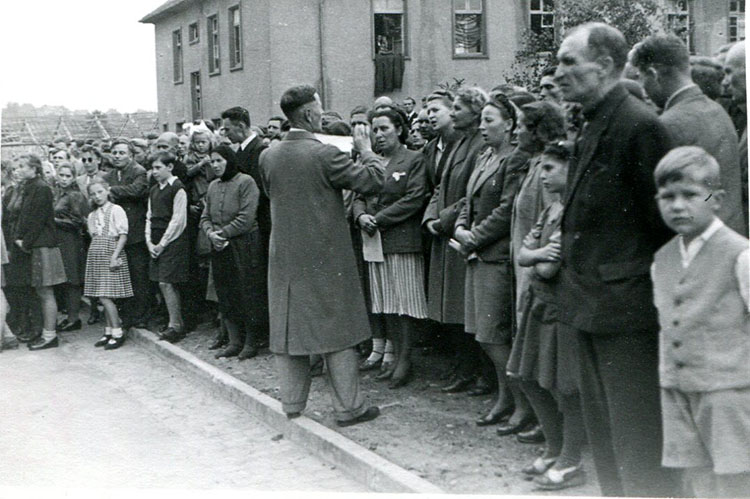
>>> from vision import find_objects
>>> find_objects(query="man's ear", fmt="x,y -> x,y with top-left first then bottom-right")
710,188 -> 726,211
595,54 -> 615,78
646,66 -> 660,83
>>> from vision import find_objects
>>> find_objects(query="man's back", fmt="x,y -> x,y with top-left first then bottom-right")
661,86 -> 745,233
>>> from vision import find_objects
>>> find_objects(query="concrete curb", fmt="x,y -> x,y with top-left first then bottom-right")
129,328 -> 443,494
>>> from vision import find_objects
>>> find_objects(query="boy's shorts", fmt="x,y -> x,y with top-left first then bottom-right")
661,387 -> 750,474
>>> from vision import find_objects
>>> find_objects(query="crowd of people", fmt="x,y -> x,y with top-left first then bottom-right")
1,22 -> 748,497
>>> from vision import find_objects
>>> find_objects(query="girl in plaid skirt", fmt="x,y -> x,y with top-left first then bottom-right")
84,180 -> 133,350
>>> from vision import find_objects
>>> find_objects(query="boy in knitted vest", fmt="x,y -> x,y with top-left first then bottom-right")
652,146 -> 749,497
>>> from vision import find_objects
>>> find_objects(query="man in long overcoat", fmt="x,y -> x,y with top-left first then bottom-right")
260,85 -> 383,426
554,23 -> 679,496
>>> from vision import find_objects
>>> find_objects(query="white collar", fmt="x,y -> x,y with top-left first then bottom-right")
664,83 -> 698,110
158,176 -> 177,189
289,127 -> 307,133
678,217 -> 724,267
239,132 -> 257,151
437,137 -> 445,151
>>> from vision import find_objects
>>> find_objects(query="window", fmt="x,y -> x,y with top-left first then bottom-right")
229,6 -> 242,69
729,0 -> 746,42
190,71 -> 202,120
667,0 -> 691,51
529,0 -> 554,50
208,15 -> 220,74
188,22 -> 199,44
373,0 -> 406,56
172,28 -> 183,83
162,123 -> 168,132
176,121 -> 185,132
453,0 -> 486,57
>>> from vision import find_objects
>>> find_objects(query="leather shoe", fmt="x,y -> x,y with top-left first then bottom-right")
389,369 -> 412,389
496,415 -> 536,436
104,336 -> 126,350
58,319 -> 82,332
28,336 -> 59,351
238,346 -> 258,360
208,336 -> 228,350
336,406 -> 380,427
159,327 -> 185,343
517,424 -> 546,444
215,345 -> 241,359
476,405 -> 514,426
468,376 -> 496,397
375,361 -> 394,380
359,357 -> 382,371
87,309 -> 101,325
94,334 -> 111,347
440,375 -> 474,393
286,411 -> 302,419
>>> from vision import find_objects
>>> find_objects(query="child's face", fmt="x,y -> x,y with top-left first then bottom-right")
193,136 -> 210,153
151,160 -> 172,183
656,179 -> 722,243
89,184 -> 109,206
540,155 -> 568,195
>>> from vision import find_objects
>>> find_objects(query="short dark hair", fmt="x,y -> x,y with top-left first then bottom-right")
404,97 -> 416,104
509,91 -> 537,109
371,108 -> 409,144
221,106 -> 251,127
542,140 -> 575,162
111,137 -> 134,154
629,34 -> 689,73
690,56 -> 723,100
322,110 -> 343,120
486,91 -> 518,132
80,144 -> 102,159
280,85 -> 318,120
323,120 -> 353,137
574,22 -> 629,72
20,154 -> 44,176
349,105 -> 370,119
542,66 -> 558,77
152,151 -> 179,169
520,101 -> 567,144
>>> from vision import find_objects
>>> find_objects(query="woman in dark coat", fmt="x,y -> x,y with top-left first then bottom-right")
200,145 -> 266,360
13,154 -> 67,350
353,108 -> 428,388
53,162 -> 88,331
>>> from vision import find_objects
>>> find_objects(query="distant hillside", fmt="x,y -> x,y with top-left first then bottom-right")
2,102 -> 155,119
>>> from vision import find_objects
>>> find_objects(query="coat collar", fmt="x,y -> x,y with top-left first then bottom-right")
466,142 -> 514,196
283,129 -> 319,142
663,84 -> 702,112
564,83 -> 629,209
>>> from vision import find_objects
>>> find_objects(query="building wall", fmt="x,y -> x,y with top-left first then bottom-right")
691,0 -> 732,56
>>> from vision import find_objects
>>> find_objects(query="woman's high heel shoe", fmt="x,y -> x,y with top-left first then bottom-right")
375,361 -> 395,380
389,363 -> 412,389
476,405 -> 514,426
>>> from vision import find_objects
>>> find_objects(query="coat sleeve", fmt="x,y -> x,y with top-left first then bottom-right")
466,161 -> 525,251
220,177 -> 259,239
374,155 -> 428,228
351,190 -> 368,223
323,147 -> 385,195
422,182 -> 441,226
199,183 -> 214,235
107,167 -> 149,202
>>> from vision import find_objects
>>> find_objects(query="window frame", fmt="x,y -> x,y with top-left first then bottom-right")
172,28 -> 184,84
666,0 -> 692,52
371,0 -> 409,59
190,71 -> 202,120
728,0 -> 746,42
452,0 -> 488,59
228,5 -> 243,70
207,14 -> 221,76
188,22 -> 199,44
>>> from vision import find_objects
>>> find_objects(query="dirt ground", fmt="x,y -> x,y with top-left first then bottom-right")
174,320 -> 600,495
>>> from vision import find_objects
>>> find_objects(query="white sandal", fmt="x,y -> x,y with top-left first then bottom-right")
534,463 -> 585,490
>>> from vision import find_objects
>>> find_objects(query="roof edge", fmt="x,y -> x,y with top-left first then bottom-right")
140,0 -> 196,24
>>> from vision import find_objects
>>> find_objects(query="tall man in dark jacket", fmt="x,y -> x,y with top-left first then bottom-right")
104,138 -> 150,329
221,106 -> 270,345
630,35 -> 745,234
554,23 -> 678,496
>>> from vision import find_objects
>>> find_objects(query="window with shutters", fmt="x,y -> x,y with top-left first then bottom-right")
453,0 -> 487,58
172,29 -> 183,84
529,0 -> 554,51
373,0 -> 407,56
208,15 -> 220,75
229,6 -> 242,69
729,0 -> 746,42
190,71 -> 202,120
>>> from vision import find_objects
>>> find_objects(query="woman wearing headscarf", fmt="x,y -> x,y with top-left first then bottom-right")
200,145 -> 266,360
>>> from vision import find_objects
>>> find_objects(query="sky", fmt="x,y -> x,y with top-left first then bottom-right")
1,0 -> 165,113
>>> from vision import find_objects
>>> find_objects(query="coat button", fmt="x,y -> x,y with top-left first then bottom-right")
573,232 -> 581,240
673,340 -> 681,348
672,319 -> 679,327
674,298 -> 682,306
675,361 -> 685,368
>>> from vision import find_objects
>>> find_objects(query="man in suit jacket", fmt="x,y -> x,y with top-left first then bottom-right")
630,35 -> 746,234
104,138 -> 151,329
259,85 -> 383,426
554,23 -> 679,497
723,41 -> 748,236
221,106 -> 270,343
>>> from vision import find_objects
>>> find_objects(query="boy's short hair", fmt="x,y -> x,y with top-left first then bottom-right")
654,146 -> 721,190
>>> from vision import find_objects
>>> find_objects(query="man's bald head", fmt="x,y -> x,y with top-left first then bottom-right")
156,132 -> 180,153
373,96 -> 394,111
723,41 -> 746,104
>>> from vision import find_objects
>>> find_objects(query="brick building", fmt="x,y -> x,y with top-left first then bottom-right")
141,0 -> 745,131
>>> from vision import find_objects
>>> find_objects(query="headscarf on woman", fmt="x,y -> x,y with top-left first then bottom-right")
211,145 -> 241,182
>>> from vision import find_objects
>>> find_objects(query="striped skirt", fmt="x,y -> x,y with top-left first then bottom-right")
368,252 -> 428,319
84,235 -> 134,299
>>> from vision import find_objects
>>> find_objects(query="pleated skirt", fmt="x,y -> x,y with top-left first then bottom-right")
368,252 -> 428,319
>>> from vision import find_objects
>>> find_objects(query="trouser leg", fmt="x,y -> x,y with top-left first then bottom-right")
123,242 -> 151,326
323,348 -> 366,421
274,353 -> 312,414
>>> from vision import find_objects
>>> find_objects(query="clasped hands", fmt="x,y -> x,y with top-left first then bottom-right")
206,229 -> 228,251
358,214 -> 378,236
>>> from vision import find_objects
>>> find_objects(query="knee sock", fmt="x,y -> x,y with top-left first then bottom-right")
42,329 -> 57,341
383,339 -> 395,363
522,380 -> 563,457
111,328 -> 123,339
366,337 -> 385,362
104,327 -> 112,337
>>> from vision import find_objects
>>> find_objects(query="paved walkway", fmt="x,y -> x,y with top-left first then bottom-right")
0,326 -> 365,491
